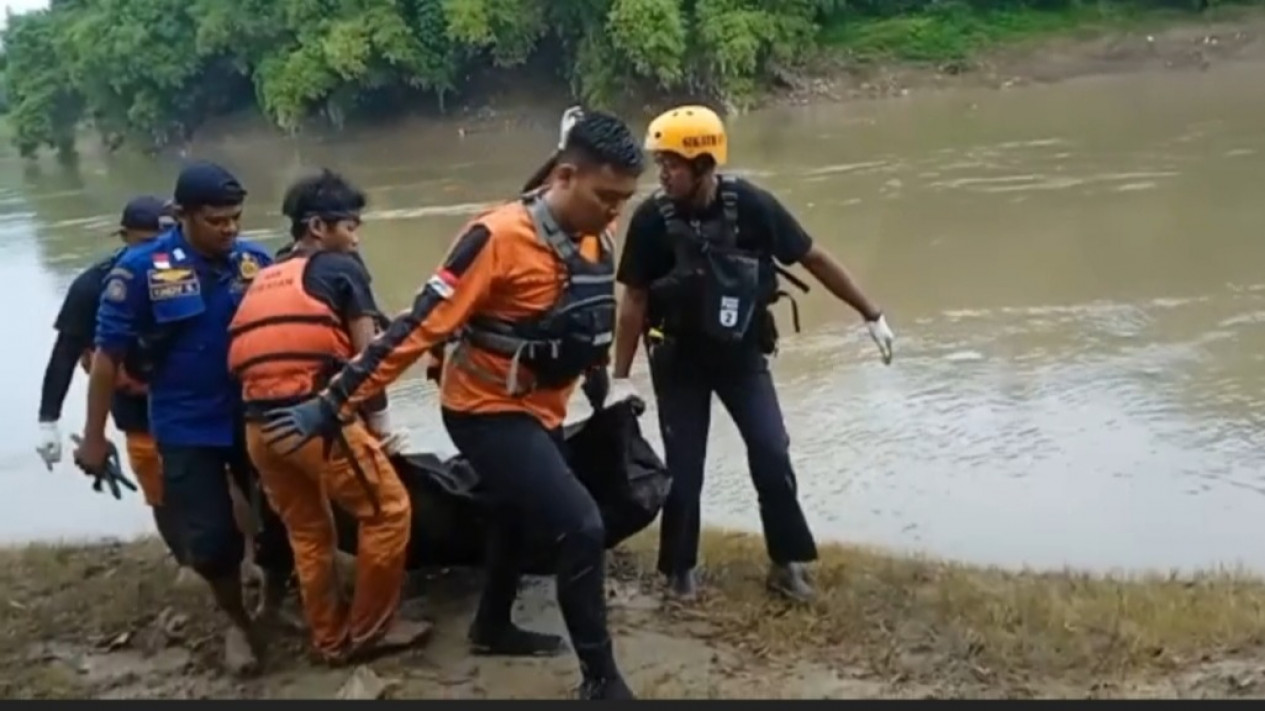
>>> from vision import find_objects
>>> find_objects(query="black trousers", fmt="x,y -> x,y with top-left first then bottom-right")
159,439 -> 294,580
442,408 -> 617,679
649,342 -> 818,575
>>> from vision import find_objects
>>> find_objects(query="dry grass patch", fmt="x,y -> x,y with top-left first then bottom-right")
6,530 -> 1265,698
616,528 -> 1265,685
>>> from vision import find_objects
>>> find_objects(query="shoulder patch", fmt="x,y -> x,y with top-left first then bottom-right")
238,253 -> 261,280
103,277 -> 128,303
105,266 -> 134,281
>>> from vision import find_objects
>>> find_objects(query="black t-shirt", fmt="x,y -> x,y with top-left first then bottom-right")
616,175 -> 814,348
299,250 -> 382,324
51,255 -> 150,433
296,250 -> 389,412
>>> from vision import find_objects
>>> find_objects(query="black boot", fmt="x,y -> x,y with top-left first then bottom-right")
578,674 -> 636,700
469,622 -> 567,657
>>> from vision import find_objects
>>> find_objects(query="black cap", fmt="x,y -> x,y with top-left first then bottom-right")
118,195 -> 174,233
173,160 -> 247,209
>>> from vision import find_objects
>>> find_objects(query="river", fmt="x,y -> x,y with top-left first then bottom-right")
2,62 -> 1263,575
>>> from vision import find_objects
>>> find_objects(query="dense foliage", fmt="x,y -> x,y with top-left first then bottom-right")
0,0 -> 1235,157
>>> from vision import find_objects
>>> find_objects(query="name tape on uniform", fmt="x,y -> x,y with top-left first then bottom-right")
148,267 -> 200,301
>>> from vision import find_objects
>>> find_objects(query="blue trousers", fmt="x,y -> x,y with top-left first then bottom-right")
159,440 -> 294,580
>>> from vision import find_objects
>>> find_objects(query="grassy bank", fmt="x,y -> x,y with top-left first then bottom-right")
820,1 -> 1261,63
3,529 -> 1265,698
617,528 -> 1265,687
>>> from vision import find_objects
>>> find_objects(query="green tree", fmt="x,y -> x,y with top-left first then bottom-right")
0,0 -> 1236,156
3,9 -> 83,158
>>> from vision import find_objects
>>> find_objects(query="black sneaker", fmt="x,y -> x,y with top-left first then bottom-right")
766,562 -> 815,604
578,674 -> 636,700
469,624 -> 567,657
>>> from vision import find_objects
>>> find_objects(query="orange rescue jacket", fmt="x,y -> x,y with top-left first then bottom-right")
227,255 -> 354,404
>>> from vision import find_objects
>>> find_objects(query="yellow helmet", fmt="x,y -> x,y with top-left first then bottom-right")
643,105 -> 727,166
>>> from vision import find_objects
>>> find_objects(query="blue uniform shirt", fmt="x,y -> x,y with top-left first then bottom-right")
95,227 -> 272,447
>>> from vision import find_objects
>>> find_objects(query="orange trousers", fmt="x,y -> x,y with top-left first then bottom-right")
124,432 -> 165,507
245,418 -> 412,659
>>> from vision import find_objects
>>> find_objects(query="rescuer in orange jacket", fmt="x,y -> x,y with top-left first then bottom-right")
257,112 -> 647,699
227,169 -> 431,664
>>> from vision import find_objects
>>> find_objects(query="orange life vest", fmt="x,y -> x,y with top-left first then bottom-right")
227,255 -> 354,404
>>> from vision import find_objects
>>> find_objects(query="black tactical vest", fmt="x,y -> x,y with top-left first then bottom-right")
651,175 -> 773,345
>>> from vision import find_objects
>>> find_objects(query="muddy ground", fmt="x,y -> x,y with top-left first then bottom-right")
5,533 -> 1265,700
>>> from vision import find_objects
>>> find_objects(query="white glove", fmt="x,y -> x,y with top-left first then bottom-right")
364,409 -> 410,456
865,313 -> 895,365
379,430 -> 411,457
364,408 -> 393,438
36,421 -> 62,471
558,106 -> 584,150
609,377 -> 644,405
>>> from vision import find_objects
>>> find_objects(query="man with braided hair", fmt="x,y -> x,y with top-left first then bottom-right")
258,111 -> 646,699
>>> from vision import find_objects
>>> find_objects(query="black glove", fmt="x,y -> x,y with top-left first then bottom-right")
260,394 -> 341,455
582,367 -> 611,412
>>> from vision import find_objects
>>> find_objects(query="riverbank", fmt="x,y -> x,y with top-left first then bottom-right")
4,529 -> 1265,699
7,2 -> 1265,161
232,4 -> 1265,146
762,3 -> 1265,108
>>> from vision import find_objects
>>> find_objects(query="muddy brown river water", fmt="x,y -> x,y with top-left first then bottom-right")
3,62 -> 1263,574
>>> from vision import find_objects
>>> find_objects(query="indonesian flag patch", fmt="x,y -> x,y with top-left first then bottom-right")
426,269 -> 458,299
